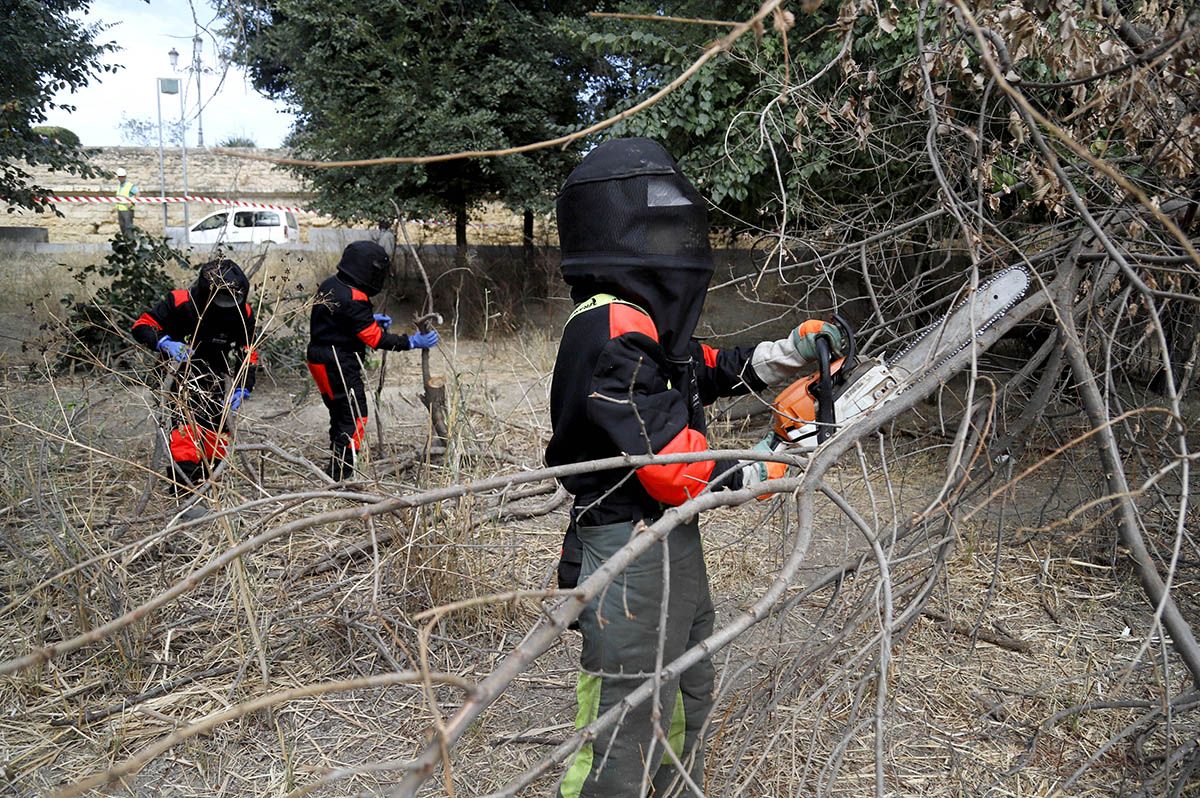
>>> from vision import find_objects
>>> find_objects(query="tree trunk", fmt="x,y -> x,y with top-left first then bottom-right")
454,204 -> 468,271
522,208 -> 534,267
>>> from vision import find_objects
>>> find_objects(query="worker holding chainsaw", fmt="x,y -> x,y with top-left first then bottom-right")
131,259 -> 258,494
307,240 -> 439,480
546,137 -> 844,798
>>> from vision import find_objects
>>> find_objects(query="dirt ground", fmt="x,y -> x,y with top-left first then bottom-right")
0,253 -> 1197,796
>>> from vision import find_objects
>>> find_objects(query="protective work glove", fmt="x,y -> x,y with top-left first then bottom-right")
156,335 -> 191,363
739,435 -> 789,500
408,329 -> 440,350
791,319 -> 846,362
228,387 -> 251,411
373,313 -> 392,329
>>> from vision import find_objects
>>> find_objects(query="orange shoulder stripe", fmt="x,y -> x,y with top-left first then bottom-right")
609,302 -> 658,342
350,288 -> 369,302
171,289 -> 190,307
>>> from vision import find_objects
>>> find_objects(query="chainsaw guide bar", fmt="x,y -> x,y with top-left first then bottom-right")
772,266 -> 1032,445
885,266 -> 1032,385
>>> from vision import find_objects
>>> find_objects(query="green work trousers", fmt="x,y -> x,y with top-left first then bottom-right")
558,518 -> 715,798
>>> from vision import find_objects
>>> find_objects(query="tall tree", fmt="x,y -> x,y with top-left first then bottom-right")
216,0 -> 599,249
1,0 -> 118,212
578,2 -> 796,226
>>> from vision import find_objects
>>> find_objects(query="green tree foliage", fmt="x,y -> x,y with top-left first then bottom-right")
216,0 -> 599,243
579,2 -> 793,225
578,3 -> 934,229
1,0 -> 119,212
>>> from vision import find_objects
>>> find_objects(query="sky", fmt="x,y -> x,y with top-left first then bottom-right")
44,0 -> 295,148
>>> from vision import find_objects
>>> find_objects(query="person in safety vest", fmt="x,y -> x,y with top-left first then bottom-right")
307,241 -> 439,480
132,259 -> 257,495
546,138 -> 844,798
114,167 -> 137,236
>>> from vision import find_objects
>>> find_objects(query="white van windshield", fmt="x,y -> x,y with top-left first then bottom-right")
193,213 -> 227,232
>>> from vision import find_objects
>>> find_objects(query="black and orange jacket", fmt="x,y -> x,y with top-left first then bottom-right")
132,288 -> 258,390
307,275 -> 412,359
546,294 -> 767,526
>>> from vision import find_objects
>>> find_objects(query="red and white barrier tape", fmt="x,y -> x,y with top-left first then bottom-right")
41,195 -> 310,213
40,195 -> 525,229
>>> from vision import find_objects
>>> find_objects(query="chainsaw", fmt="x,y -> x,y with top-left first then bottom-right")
772,266 -> 1032,446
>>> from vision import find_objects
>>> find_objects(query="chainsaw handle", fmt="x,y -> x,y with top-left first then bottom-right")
829,312 -> 856,370
814,335 -> 835,443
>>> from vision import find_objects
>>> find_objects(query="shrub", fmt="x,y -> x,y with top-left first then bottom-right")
217,135 -> 256,148
31,126 -> 81,147
58,228 -> 189,368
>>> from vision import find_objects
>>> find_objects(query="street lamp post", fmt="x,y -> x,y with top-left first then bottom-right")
193,35 -> 205,147
155,77 -> 174,229
167,48 -> 190,231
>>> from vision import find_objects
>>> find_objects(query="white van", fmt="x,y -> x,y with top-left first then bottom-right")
187,207 -> 300,246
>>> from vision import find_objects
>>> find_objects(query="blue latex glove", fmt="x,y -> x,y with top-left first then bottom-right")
373,313 -> 392,329
228,387 -> 251,411
156,335 -> 191,362
408,329 -> 439,350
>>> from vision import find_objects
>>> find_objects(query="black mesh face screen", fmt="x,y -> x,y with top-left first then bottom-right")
558,170 -> 710,265
557,137 -> 714,360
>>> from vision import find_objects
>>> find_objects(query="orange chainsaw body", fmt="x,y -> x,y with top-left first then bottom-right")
772,355 -> 849,440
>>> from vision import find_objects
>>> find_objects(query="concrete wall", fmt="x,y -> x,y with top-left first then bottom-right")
1,146 -> 544,247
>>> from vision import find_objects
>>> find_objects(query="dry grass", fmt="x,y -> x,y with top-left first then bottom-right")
0,319 -> 1196,796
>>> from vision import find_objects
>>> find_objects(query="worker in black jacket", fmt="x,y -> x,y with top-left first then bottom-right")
307,241 -> 439,479
132,259 -> 257,490
547,138 -> 844,798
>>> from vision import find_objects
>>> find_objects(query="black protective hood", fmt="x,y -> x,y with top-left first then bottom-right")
192,259 -> 249,311
337,240 -> 390,296
557,137 -> 713,362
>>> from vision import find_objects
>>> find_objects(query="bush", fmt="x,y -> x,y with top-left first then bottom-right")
217,135 -> 256,148
58,228 -> 189,368
31,125 -> 81,147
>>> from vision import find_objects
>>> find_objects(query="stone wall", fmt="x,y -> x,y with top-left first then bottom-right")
1,147 -> 543,246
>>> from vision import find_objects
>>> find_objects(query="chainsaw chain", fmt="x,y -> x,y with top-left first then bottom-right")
887,266 -> 1031,393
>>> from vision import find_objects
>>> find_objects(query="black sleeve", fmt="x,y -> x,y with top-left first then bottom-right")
338,295 -> 412,351
130,294 -> 175,351
690,341 -> 768,405
376,331 -> 413,351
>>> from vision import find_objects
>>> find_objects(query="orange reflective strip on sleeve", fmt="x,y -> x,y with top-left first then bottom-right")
357,322 -> 383,348
245,347 -> 260,365
133,312 -> 162,332
635,426 -> 716,506
350,288 -> 369,302
700,344 -> 719,368
171,289 -> 190,308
